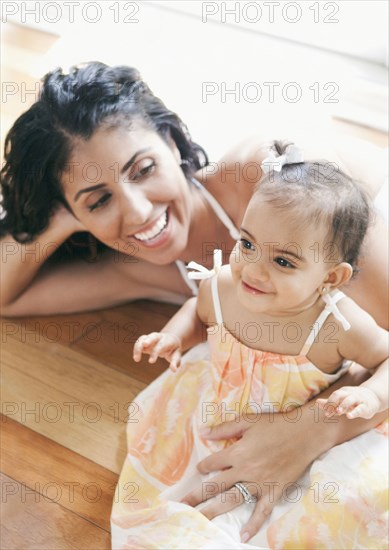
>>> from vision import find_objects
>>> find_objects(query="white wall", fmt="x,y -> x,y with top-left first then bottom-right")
3,0 -> 388,159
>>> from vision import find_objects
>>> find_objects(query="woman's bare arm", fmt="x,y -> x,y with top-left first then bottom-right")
0,206 -> 189,317
0,205 -> 82,315
344,214 -> 389,329
1,252 -> 189,317
183,365 -> 387,540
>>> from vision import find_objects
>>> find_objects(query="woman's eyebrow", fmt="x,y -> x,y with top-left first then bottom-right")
73,148 -> 152,201
120,147 -> 151,174
74,184 -> 105,202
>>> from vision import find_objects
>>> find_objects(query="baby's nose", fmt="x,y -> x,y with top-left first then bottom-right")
247,260 -> 269,281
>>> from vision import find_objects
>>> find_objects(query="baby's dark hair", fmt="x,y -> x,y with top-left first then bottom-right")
257,140 -> 371,274
0,62 -> 208,242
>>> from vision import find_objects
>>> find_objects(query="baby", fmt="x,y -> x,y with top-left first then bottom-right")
134,142 -> 388,421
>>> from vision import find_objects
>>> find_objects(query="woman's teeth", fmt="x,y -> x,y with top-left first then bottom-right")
134,212 -> 168,242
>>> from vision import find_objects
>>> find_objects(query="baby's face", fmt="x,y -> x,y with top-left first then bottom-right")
229,194 -> 335,316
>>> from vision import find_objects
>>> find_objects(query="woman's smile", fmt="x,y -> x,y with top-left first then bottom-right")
130,208 -> 170,247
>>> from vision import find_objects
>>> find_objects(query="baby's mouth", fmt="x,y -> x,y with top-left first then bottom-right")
133,210 -> 168,243
242,280 -> 270,294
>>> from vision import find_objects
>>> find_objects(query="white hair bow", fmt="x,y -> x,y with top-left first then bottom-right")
322,293 -> 351,331
187,249 -> 222,280
261,144 -> 304,174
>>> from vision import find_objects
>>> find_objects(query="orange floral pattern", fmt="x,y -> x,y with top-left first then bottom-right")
111,326 -> 388,549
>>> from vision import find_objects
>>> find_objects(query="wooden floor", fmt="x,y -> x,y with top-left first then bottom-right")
1,301 -> 177,549
1,22 -> 387,550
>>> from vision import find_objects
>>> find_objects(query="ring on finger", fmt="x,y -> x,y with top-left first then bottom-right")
234,482 -> 257,504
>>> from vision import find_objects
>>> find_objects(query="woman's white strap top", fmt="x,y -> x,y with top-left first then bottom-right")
190,178 -> 241,241
176,178 -> 240,296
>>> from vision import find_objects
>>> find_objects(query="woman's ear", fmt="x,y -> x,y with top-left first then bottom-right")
320,262 -> 353,294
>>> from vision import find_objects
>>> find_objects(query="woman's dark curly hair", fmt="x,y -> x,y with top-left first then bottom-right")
0,62 -> 208,243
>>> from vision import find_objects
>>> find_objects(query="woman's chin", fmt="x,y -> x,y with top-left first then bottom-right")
146,241 -> 187,266
119,236 -> 187,266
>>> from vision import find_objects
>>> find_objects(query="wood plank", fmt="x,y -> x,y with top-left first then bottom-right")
1,330 -> 146,409
72,300 -> 179,384
1,335 -> 146,473
0,473 -> 110,550
1,416 -> 117,532
0,300 -> 179,384
0,311 -> 107,346
1,43 -> 47,79
2,22 -> 59,53
332,118 -> 388,149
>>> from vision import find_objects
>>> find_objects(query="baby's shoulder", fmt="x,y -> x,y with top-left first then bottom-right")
332,293 -> 388,367
198,265 -> 233,298
336,294 -> 379,334
335,293 -> 387,354
197,265 -> 234,324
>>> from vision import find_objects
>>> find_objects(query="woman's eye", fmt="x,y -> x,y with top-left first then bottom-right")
88,193 -> 111,212
239,238 -> 255,251
130,161 -> 156,181
274,257 -> 295,268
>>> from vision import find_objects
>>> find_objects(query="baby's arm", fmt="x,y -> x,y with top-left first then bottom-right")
318,361 -> 388,419
133,294 -> 206,371
317,300 -> 388,419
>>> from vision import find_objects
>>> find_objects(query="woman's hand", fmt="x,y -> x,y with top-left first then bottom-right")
182,365 -> 387,543
0,202 -> 88,316
182,408 -> 318,543
50,202 -> 86,236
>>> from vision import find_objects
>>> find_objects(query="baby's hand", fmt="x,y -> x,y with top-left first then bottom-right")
133,332 -> 182,372
316,386 -> 381,419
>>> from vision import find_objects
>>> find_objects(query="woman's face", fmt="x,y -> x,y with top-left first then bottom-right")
61,122 -> 192,265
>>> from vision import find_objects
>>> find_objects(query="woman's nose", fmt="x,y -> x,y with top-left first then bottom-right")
119,187 -> 153,230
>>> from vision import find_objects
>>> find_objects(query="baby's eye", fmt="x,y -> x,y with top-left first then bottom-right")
130,161 -> 156,181
274,257 -> 295,268
88,193 -> 112,212
239,238 -> 255,251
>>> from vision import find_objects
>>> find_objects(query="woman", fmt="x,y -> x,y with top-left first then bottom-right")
1,62 -> 388,547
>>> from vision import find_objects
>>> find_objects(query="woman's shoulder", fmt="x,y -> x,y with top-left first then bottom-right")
197,135 -> 269,187
195,135 -> 270,225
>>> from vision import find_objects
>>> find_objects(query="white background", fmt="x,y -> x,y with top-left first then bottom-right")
2,0 -> 389,160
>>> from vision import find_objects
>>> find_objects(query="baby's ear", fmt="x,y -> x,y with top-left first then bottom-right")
323,262 -> 353,289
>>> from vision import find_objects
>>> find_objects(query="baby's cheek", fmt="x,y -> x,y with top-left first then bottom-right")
229,243 -> 242,271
